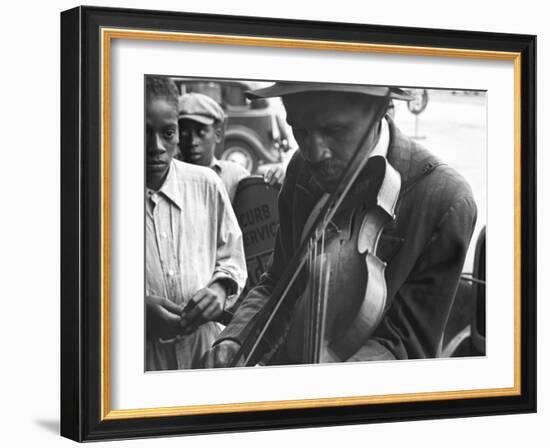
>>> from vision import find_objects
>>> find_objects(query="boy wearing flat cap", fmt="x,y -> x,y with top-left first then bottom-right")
178,92 -> 284,202
203,81 -> 477,367
177,92 -> 249,203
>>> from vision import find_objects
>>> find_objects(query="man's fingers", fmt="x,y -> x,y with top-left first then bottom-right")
203,341 -> 242,368
201,346 -> 226,368
201,350 -> 215,368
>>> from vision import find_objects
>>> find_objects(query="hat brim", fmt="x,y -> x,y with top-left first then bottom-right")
245,82 -> 412,101
178,114 -> 216,125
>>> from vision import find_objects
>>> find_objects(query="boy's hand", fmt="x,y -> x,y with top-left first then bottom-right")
263,165 -> 284,187
180,283 -> 226,333
145,294 -> 183,339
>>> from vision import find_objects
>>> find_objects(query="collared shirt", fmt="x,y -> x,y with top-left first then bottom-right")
371,117 -> 390,158
145,159 -> 247,370
210,158 -> 250,203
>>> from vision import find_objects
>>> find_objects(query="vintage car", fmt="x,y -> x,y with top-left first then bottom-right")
172,78 -> 292,173
442,227 -> 486,357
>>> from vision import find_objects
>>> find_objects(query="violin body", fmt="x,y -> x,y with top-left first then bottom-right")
283,207 -> 369,363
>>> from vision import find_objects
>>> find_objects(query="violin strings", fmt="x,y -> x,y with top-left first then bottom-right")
314,231 -> 327,363
310,237 -> 317,363
319,257 -> 331,363
305,238 -> 313,363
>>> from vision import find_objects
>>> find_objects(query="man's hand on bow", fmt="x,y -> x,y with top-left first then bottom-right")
201,340 -> 242,368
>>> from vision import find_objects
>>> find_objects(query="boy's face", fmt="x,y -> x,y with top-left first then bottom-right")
178,120 -> 222,167
145,97 -> 179,190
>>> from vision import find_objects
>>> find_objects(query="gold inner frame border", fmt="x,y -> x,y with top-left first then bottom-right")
99,27 -> 522,420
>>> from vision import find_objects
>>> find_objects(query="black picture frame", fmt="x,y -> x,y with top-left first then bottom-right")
60,5 -> 536,442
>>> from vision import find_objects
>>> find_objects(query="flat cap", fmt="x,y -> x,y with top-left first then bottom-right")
178,92 -> 225,125
245,81 -> 411,101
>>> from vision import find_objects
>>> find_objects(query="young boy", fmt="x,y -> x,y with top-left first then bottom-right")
144,76 -> 246,370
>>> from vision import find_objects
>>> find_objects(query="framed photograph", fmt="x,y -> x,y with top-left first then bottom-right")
60,6 -> 536,441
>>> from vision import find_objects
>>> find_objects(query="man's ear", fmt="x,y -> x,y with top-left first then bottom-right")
214,125 -> 223,144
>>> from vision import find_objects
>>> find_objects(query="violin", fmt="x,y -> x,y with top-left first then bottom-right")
230,95 -> 401,367
286,156 -> 401,363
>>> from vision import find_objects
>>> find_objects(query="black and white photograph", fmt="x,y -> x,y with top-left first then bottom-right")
55,4 -> 537,442
144,75 -> 487,371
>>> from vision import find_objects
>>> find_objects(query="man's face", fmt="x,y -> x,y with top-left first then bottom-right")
178,120 -> 222,167
146,97 -> 179,190
283,92 -> 386,192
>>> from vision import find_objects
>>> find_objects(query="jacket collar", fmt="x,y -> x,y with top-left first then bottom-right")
156,161 -> 184,210
385,116 -> 442,191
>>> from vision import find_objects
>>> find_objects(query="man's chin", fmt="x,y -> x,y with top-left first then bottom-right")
312,175 -> 339,193
146,163 -> 170,186
308,164 -> 344,193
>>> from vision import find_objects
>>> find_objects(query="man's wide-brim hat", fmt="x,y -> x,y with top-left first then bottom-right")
245,81 -> 412,101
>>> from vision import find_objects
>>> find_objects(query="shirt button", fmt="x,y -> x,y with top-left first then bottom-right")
168,269 -> 174,276
161,232 -> 167,238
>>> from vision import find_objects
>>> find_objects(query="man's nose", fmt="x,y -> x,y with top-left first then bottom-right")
304,132 -> 331,164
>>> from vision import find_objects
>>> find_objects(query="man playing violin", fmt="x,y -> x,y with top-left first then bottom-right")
202,82 -> 477,367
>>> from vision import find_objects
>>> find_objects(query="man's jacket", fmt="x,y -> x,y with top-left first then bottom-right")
218,118 -> 477,362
